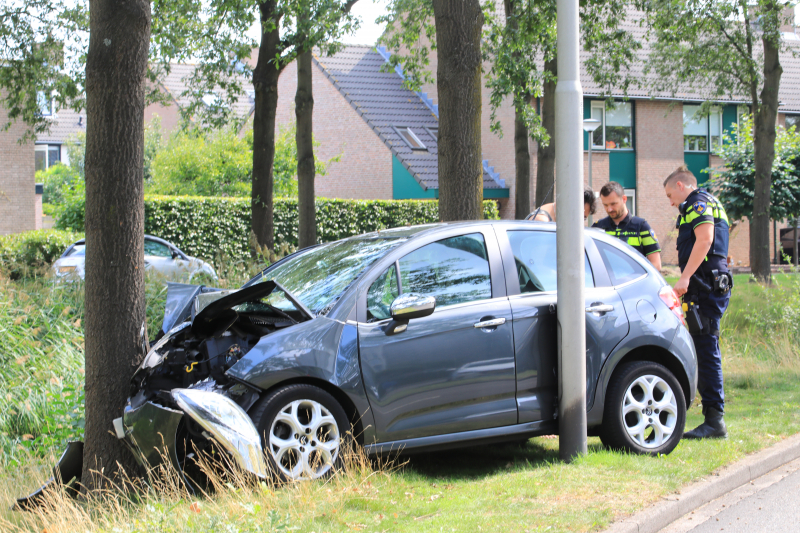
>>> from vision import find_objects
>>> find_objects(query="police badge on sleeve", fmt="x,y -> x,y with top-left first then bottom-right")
693,201 -> 707,214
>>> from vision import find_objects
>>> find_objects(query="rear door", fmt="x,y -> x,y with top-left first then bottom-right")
357,229 -> 517,442
496,228 -> 629,422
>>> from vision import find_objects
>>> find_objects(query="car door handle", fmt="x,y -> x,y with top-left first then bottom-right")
474,318 -> 506,328
585,304 -> 614,314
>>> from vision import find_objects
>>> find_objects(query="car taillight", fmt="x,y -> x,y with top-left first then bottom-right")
659,286 -> 686,326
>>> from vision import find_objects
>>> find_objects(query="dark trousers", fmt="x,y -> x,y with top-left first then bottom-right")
691,289 -> 730,414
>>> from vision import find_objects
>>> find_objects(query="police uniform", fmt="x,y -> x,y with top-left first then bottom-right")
676,188 -> 731,420
592,213 -> 661,259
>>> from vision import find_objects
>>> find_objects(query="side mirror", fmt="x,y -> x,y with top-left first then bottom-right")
385,293 -> 436,335
171,250 -> 180,260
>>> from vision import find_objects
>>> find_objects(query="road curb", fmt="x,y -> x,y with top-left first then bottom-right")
603,432 -> 800,533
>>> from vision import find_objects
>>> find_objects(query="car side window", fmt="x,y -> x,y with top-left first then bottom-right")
144,239 -> 172,258
367,264 -> 399,321
398,233 -> 492,308
508,230 -> 593,293
596,240 -> 647,285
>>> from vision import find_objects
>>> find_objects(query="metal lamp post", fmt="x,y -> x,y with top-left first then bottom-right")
555,0 -> 587,461
582,118 -> 602,226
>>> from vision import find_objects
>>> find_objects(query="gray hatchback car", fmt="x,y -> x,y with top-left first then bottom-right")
119,221 -> 697,484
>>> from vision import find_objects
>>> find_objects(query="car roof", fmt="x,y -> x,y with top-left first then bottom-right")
67,234 -> 175,247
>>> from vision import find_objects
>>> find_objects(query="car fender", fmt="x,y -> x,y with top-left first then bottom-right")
226,317 -> 375,443
587,327 -> 686,427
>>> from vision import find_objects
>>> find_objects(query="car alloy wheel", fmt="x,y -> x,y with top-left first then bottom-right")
250,384 -> 350,481
621,374 -> 679,449
269,399 -> 340,480
601,361 -> 686,455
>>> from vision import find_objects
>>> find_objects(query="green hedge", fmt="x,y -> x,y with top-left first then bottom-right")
144,196 -> 501,261
0,229 -> 83,279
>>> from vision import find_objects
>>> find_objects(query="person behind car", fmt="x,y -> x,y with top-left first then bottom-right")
592,181 -> 662,270
526,187 -> 596,222
663,165 -> 733,440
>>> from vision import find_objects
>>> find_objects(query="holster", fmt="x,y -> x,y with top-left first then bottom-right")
682,294 -> 720,336
711,269 -> 733,294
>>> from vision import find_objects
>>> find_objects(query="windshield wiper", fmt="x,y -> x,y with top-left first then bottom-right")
273,281 -> 315,321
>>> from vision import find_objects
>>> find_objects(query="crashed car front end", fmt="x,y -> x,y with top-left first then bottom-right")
116,280 -> 314,486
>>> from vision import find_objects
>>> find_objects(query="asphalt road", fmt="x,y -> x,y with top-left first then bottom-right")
660,456 -> 800,533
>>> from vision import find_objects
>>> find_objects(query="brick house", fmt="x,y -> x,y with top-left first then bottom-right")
0,91 -> 37,235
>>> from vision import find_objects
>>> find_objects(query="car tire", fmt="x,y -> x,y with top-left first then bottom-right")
600,361 -> 686,456
249,384 -> 351,482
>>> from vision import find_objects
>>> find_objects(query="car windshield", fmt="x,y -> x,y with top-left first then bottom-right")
247,237 -> 405,315
66,244 -> 86,257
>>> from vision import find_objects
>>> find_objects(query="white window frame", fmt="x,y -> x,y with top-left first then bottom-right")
590,101 -> 606,149
684,104 -> 724,153
624,188 -> 636,216
394,126 -> 427,150
35,143 -> 62,172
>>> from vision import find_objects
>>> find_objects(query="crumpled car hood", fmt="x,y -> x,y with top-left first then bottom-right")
160,280 -> 313,336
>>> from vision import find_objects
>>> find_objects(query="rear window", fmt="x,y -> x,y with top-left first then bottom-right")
596,241 -> 647,286
66,244 -> 85,257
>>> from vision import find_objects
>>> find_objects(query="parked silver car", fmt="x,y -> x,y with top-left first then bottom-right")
52,235 -> 217,282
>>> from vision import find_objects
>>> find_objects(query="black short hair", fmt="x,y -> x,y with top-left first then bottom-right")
599,181 -> 625,198
584,187 -> 597,215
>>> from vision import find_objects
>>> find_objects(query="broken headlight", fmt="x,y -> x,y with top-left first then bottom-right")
171,388 -> 267,478
140,322 -> 191,370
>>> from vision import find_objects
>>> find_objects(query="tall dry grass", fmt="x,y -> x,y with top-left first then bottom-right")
1,434 -> 401,533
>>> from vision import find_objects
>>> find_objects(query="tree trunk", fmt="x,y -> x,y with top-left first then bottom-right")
252,1 -> 283,251
536,58 -> 557,207
514,104 -> 531,219
793,218 -> 798,266
750,29 -> 782,283
503,0 -> 531,220
82,0 -> 150,490
432,0 -> 484,221
296,49 -> 316,248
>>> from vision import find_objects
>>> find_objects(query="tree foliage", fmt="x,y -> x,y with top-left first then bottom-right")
712,115 -> 800,223
639,0 -> 792,281
0,0 -> 88,141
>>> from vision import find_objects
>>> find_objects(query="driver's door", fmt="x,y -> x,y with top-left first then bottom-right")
358,232 -> 517,443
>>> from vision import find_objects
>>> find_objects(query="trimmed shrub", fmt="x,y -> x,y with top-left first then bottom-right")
144,196 -> 501,262
55,195 -> 500,263
0,229 -> 83,279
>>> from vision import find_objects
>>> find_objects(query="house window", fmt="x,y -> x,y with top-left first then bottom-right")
590,101 -> 633,150
37,91 -> 53,116
395,127 -> 426,150
424,126 -> 438,141
684,105 -> 723,152
624,188 -> 636,216
786,115 -> 800,130
35,144 -> 61,172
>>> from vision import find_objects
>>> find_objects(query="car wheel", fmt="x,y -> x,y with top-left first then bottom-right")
600,361 -> 686,456
249,384 -> 350,481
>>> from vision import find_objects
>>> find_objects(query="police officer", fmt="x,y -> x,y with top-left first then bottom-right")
663,165 -> 732,439
592,181 -> 662,270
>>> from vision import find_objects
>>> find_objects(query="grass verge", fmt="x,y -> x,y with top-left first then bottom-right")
0,272 -> 798,532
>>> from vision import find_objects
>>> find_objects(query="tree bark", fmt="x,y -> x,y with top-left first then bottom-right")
536,58 -> 557,207
513,104 -> 531,219
82,0 -> 150,490
432,0 -> 484,221
252,1 -> 284,251
296,49 -> 316,248
503,0 -> 531,220
750,28 -> 782,283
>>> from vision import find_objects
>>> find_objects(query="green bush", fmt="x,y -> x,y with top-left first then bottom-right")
147,128 -> 252,197
143,196 -> 500,262
0,229 -> 83,279
36,163 -> 81,205
54,195 -> 500,263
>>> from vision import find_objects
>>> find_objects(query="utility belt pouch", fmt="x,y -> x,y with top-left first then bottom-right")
711,269 -> 733,294
682,297 -> 704,334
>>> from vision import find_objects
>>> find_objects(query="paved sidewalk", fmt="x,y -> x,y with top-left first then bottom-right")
660,456 -> 800,532
604,432 -> 800,533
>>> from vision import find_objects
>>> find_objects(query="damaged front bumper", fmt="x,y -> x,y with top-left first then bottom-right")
117,388 -> 267,485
